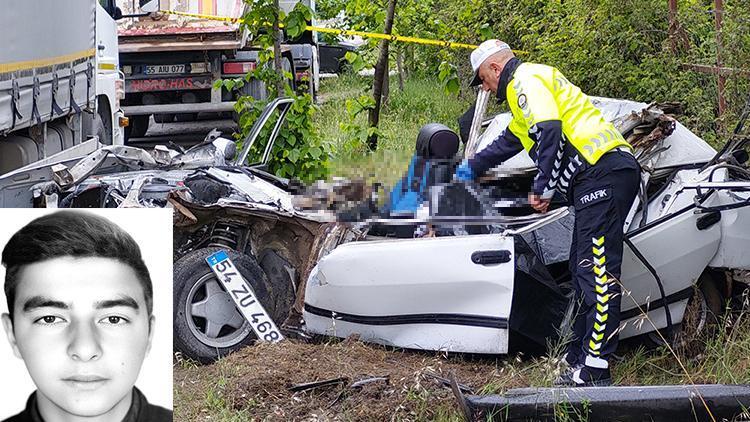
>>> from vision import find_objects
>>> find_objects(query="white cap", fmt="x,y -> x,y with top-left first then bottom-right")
470,39 -> 511,86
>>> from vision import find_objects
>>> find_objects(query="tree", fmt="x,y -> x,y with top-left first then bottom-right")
272,0 -> 284,97
215,0 -> 329,182
367,0 -> 397,151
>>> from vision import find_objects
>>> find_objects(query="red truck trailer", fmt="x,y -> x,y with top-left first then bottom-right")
117,0 -> 314,140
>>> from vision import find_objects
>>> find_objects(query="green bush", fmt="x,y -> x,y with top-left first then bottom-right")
235,91 -> 329,182
442,0 -> 749,145
216,0 -> 330,183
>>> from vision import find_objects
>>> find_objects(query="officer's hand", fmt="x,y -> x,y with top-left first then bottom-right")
529,193 -> 551,213
454,160 -> 475,182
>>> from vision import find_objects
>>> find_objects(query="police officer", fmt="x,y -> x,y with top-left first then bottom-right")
455,40 -> 641,386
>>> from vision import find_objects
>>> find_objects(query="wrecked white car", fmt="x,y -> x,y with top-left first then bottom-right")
303,97 -> 750,355
3,98 -> 334,362
16,95 -> 750,363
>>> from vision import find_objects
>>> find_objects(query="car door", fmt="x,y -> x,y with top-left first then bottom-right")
619,188 -> 722,339
304,232 -> 517,354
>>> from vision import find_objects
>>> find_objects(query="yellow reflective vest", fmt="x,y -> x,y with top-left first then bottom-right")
506,62 -> 631,165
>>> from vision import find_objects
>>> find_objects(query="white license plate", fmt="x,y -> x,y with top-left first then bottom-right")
144,64 -> 186,75
206,250 -> 284,343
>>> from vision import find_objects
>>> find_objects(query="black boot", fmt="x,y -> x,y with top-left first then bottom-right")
555,365 -> 612,387
553,363 -> 583,387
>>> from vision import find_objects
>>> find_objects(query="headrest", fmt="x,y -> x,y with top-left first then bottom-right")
416,123 -> 460,159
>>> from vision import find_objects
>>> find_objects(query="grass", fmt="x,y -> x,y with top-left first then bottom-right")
173,75 -> 750,421
315,73 -> 474,186
174,313 -> 750,421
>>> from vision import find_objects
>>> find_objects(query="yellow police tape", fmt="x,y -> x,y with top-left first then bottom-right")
159,9 -> 511,51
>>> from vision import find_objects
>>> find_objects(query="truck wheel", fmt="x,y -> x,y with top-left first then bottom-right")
282,56 -> 295,92
124,115 -> 149,140
175,113 -> 197,122
94,114 -> 113,145
95,97 -> 113,145
154,113 -> 175,123
233,79 -> 268,124
240,78 -> 267,101
173,247 -> 288,363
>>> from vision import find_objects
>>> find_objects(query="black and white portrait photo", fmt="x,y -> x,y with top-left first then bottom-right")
0,209 -> 173,421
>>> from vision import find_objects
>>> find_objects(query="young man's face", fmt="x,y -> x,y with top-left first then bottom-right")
1,256 -> 153,420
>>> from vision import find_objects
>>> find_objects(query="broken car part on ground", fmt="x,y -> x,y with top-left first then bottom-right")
9,95 -> 750,369
464,384 -> 750,421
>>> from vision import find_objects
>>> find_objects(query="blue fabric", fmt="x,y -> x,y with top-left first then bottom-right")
387,155 -> 432,214
454,159 -> 475,182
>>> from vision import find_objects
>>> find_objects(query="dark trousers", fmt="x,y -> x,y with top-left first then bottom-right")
566,150 -> 640,369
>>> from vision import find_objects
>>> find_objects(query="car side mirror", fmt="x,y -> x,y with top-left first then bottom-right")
113,6 -> 123,20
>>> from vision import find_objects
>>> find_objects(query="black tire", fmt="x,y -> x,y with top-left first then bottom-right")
233,78 -> 268,124
124,115 -> 149,140
282,56 -> 295,92
153,113 -> 175,124
173,247 -> 289,363
175,113 -> 197,122
95,97 -> 113,145
295,71 -> 315,99
647,272 -> 723,353
93,114 -> 111,146
240,78 -> 267,101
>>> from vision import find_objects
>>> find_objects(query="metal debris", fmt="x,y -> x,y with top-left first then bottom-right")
288,377 -> 350,393
350,376 -> 390,389
449,371 -> 473,422
423,370 -> 473,394
466,384 -> 750,421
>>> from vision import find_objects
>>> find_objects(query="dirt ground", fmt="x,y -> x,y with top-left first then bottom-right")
173,338 -> 554,421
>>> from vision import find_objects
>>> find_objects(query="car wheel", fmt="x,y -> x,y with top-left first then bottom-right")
647,272 -> 722,354
173,247 -> 286,363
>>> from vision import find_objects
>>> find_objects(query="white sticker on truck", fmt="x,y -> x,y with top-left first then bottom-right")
206,250 -> 284,343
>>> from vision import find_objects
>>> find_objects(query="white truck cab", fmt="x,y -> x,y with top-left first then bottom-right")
96,0 -> 126,146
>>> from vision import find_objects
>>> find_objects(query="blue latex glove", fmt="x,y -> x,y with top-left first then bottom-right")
454,159 -> 475,182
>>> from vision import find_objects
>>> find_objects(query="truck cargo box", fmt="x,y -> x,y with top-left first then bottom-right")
0,0 -> 96,134
116,0 -> 245,52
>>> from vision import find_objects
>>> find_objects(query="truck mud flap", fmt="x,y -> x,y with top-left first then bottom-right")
466,384 -> 750,421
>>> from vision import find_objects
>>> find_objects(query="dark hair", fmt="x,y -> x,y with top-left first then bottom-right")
2,211 -> 153,321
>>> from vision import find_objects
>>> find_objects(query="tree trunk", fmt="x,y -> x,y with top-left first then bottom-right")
396,49 -> 405,91
668,0 -> 678,53
714,0 -> 726,120
273,0 -> 284,97
406,45 -> 414,77
367,0 -> 397,151
383,66 -> 390,106
667,0 -> 690,54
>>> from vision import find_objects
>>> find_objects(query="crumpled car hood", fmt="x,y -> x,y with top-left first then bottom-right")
475,97 -> 717,171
